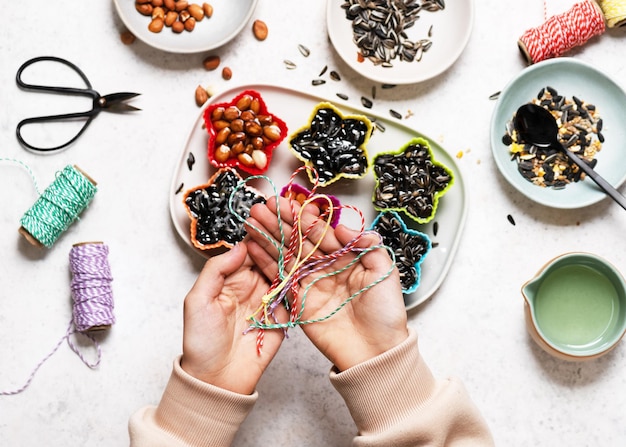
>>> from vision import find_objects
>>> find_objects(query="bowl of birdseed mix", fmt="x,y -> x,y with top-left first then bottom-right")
490,58 -> 626,209
327,0 -> 474,84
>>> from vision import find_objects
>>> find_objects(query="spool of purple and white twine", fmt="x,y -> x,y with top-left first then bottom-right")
69,242 -> 115,332
1,242 -> 114,396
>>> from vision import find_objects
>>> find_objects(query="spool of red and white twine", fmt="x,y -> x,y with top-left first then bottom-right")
1,242 -> 114,396
518,0 -> 606,65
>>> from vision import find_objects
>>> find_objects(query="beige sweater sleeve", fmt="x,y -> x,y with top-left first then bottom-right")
330,329 -> 495,446
128,356 -> 257,447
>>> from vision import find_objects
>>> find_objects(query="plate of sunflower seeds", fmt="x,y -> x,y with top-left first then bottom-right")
170,83 -> 469,309
327,0 -> 474,84
490,58 -> 626,209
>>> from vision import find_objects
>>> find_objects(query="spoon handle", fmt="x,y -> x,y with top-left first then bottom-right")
564,147 -> 626,210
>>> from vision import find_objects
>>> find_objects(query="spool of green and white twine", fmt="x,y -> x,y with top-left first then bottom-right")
19,165 -> 97,248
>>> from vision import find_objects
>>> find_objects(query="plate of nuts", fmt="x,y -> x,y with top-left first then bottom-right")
491,58 -> 626,209
170,84 -> 468,309
327,0 -> 474,84
114,0 -> 258,53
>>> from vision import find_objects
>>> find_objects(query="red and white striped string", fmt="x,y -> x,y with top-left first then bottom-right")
518,0 -> 606,64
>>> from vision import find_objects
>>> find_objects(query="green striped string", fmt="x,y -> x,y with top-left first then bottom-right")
0,158 -> 42,195
229,174 -> 396,330
20,165 -> 97,248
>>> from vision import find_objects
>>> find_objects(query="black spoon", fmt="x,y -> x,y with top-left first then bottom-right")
514,103 -> 626,210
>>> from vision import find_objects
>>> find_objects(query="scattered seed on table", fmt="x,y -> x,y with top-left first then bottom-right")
433,221 -> 439,236
284,59 -> 297,69
507,214 -> 516,226
187,152 -> 195,170
432,242 -> 439,248
389,109 -> 402,120
312,79 -> 326,86
318,65 -> 328,76
336,93 -> 349,100
175,182 -> 184,194
382,84 -> 396,89
372,85 -> 376,99
298,44 -> 310,57
428,24 -> 433,37
361,96 -> 373,108
330,70 -> 341,81
489,91 -> 501,100
374,120 -> 386,133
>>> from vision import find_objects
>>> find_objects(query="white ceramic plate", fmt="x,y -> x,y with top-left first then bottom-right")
113,0 -> 258,53
169,84 -> 468,309
326,0 -> 474,84
490,58 -> 626,209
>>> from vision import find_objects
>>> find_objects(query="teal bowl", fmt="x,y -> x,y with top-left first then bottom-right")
522,252 -> 626,360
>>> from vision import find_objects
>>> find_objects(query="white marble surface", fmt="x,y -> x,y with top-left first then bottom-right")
1,1 -> 626,445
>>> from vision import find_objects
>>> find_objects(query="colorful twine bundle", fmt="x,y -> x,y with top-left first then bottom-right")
20,164 -> 97,248
229,166 -> 396,354
597,0 -> 626,27
0,242 -> 114,396
518,0 -> 606,64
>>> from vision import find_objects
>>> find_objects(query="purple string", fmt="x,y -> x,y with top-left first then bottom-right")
1,243 -> 114,396
70,243 -> 115,331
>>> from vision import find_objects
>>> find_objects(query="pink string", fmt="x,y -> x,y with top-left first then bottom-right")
519,0 -> 606,64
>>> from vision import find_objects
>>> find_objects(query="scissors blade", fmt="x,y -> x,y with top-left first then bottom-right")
100,92 -> 141,112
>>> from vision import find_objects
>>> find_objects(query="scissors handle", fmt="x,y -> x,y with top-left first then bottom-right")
16,56 -> 97,96
16,113 -> 96,153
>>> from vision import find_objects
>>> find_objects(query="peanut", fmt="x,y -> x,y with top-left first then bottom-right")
148,17 -> 164,32
175,1 -> 189,12
202,55 -> 220,71
207,93 -> 284,172
188,3 -> 205,21
222,67 -> 232,81
136,3 -> 153,15
120,31 -> 136,45
195,85 -> 209,107
171,21 -> 185,33
135,0 -> 209,33
252,20 -> 268,41
184,17 -> 196,31
203,3 -> 214,18
164,10 -> 178,26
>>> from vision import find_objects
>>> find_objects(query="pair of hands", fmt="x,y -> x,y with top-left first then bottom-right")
180,197 -> 409,395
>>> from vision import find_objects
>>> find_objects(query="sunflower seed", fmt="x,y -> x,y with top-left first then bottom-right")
187,152 -> 195,170
389,109 -> 402,119
298,44 -> 311,57
284,59 -> 297,69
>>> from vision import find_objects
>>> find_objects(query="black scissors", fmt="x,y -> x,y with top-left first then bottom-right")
16,56 -> 140,152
